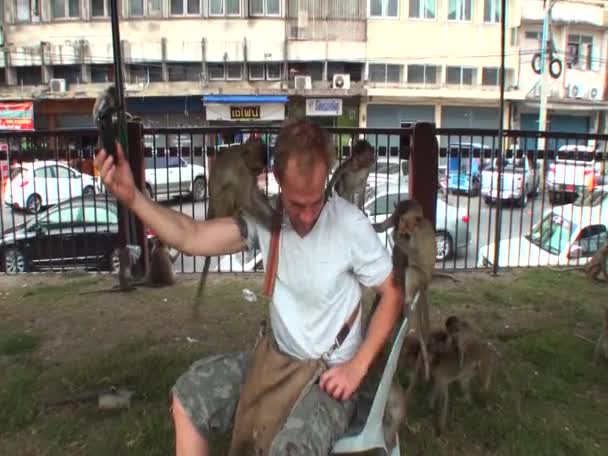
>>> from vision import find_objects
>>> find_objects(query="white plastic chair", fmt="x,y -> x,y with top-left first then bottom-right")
332,291 -> 420,456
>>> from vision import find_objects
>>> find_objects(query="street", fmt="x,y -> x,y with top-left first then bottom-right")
1,189 -> 556,273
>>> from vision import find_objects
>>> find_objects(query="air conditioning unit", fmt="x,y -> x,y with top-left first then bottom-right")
294,75 -> 312,90
567,83 -> 585,99
588,87 -> 602,101
49,78 -> 66,93
332,73 -> 350,90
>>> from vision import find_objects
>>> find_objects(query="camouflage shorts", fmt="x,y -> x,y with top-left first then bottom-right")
172,350 -> 357,455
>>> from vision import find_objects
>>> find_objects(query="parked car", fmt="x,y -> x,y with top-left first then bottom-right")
481,157 -> 540,207
1,195 -> 122,273
144,155 -> 207,202
365,185 -> 470,261
367,155 -> 408,190
4,160 -> 97,213
546,144 -> 605,204
445,142 -> 491,196
478,196 -> 608,268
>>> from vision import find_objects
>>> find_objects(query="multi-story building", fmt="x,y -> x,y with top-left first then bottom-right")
0,0 -> 605,149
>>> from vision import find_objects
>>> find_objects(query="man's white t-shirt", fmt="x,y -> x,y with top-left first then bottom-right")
243,195 -> 392,366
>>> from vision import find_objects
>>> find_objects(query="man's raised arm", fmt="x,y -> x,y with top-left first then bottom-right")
95,143 -> 246,257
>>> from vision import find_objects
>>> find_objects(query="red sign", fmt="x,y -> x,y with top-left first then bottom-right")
0,102 -> 34,131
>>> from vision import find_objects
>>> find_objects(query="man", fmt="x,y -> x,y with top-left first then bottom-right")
94,119 -> 402,455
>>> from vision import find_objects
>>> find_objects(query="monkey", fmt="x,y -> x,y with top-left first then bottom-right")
326,139 -> 375,210
445,315 -> 482,368
425,329 -> 500,435
193,139 -> 276,316
373,200 -> 457,283
383,379 -> 407,450
92,86 -> 120,157
390,200 -> 437,382
117,244 -> 135,291
129,237 -> 179,287
79,244 -> 141,295
593,307 -> 608,365
584,242 -> 608,282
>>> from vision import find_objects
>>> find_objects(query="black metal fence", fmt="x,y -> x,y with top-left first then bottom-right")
0,125 -> 607,275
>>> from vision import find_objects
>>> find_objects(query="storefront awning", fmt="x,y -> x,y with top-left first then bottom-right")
202,95 -> 288,104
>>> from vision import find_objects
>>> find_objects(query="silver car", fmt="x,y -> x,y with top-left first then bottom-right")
364,185 -> 470,261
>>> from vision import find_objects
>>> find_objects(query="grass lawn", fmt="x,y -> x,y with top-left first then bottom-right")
0,269 -> 606,455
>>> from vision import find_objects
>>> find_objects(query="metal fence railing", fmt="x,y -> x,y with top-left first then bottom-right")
0,125 -> 606,275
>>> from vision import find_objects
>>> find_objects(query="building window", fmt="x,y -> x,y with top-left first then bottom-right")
91,64 -> 114,82
226,63 -> 243,80
525,30 -> 539,40
16,66 -> 42,85
128,64 -> 163,83
15,0 -> 41,22
567,34 -> 594,70
369,63 -> 401,83
91,0 -> 109,17
481,67 -> 499,86
53,65 -> 82,84
483,0 -> 500,23
448,0 -> 470,21
168,62 -> 202,81
248,63 -> 265,80
208,63 -> 225,80
409,0 -> 435,19
267,63 -> 282,80
369,0 -> 398,18
170,0 -> 200,15
407,64 -> 438,84
446,66 -> 475,85
250,0 -> 280,16
210,0 -> 240,16
129,0 -> 162,17
52,0 -> 80,19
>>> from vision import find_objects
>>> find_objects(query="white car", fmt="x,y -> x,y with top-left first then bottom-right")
4,160 -> 96,213
144,155 -> 207,202
478,196 -> 608,268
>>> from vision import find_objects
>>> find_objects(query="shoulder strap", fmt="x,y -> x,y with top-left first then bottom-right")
262,199 -> 283,297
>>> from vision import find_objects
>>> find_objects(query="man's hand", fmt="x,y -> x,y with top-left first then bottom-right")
94,142 -> 137,207
319,360 -> 367,402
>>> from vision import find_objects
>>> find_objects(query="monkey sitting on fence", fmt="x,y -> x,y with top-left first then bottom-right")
326,139 -> 375,211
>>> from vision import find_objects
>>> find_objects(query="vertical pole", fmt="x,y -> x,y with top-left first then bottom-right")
409,122 -> 438,229
492,0 -> 507,275
109,0 -> 131,249
127,120 -> 148,277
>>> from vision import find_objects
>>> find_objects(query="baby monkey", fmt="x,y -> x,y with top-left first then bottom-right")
594,307 -> 608,365
137,237 -> 179,287
445,315 -> 482,368
426,328 -> 499,435
326,139 -> 375,210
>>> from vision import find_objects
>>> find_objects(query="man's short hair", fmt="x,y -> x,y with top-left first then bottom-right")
273,119 -> 335,180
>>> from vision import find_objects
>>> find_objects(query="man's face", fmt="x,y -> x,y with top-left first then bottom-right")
274,157 -> 328,236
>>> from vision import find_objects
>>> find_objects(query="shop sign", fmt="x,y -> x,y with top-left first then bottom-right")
230,105 -> 261,120
306,98 -> 343,117
0,102 -> 34,130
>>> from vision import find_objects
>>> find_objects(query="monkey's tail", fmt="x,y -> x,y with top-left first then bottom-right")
193,256 -> 211,318
412,290 -> 431,383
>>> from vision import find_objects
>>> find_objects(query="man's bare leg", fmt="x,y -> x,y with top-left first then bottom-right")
172,393 -> 209,456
